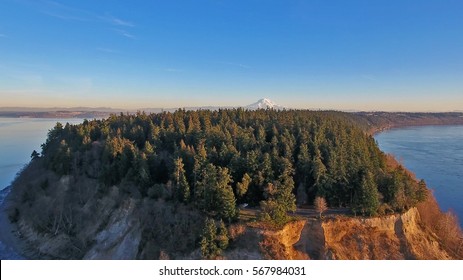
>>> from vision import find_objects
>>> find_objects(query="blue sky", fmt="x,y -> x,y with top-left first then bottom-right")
0,0 -> 462,111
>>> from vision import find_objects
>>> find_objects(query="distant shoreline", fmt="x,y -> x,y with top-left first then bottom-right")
356,112 -> 463,136
0,111 -> 112,119
370,122 -> 463,136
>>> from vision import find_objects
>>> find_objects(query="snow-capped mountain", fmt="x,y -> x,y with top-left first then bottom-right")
245,98 -> 284,110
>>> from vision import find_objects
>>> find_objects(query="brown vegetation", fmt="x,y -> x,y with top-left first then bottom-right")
138,198 -> 205,259
384,154 -> 416,178
417,191 -> 463,259
6,157 -> 205,259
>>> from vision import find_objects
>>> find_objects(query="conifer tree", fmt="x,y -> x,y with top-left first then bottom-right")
30,150 -> 40,160
173,157 -> 190,202
200,218 -> 220,259
216,220 -> 229,250
216,167 -> 238,222
236,173 -> 251,198
352,170 -> 380,216
275,158 -> 296,212
195,164 -> 237,221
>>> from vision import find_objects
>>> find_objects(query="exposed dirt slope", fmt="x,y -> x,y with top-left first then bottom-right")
228,208 -> 452,260
320,208 -> 450,259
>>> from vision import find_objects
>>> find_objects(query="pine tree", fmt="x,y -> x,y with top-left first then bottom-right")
275,174 -> 296,213
311,148 -> 329,196
195,164 -> 237,221
259,199 -> 288,227
216,167 -> 238,222
200,218 -> 220,259
30,150 -> 40,160
236,173 -> 251,198
275,158 -> 296,213
352,170 -> 380,216
416,179 -> 428,202
173,157 -> 190,202
216,220 -> 229,250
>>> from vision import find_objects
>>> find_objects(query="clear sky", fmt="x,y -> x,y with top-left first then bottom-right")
1,0 -> 462,111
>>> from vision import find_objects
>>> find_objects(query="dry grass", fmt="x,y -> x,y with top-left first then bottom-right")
259,236 -> 287,260
417,191 -> 463,259
228,223 -> 246,240
238,209 -> 258,222
384,154 -> 416,178
138,198 -> 205,259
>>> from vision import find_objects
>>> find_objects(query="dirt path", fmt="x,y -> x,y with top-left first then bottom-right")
240,206 -> 352,221
294,207 -> 352,217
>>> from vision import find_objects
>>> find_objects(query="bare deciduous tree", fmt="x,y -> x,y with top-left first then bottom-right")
314,196 -> 327,218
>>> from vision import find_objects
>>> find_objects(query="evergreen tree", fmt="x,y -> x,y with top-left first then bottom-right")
259,199 -> 288,227
216,220 -> 229,250
236,173 -> 251,199
352,170 -> 380,216
311,149 -> 329,196
275,173 -> 296,213
195,164 -> 237,221
143,141 -> 154,155
275,158 -> 296,212
173,157 -> 190,202
200,218 -> 220,259
30,150 -> 40,160
216,167 -> 238,222
416,179 -> 428,202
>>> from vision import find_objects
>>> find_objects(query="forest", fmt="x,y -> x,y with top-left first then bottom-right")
36,109 -> 426,224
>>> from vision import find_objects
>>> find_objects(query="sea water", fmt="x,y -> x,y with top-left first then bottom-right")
375,125 -> 463,227
0,118 -> 84,190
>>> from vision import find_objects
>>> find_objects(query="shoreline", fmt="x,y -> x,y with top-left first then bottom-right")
369,122 -> 463,136
0,187 -> 27,260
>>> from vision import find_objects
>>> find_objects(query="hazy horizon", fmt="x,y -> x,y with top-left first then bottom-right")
0,99 -> 462,113
1,1 -> 462,111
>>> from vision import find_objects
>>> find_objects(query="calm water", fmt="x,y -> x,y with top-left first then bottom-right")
375,125 -> 463,226
0,118 -> 84,190
0,118 -> 83,259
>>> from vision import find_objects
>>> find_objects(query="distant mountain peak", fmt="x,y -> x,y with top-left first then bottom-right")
245,98 -> 284,110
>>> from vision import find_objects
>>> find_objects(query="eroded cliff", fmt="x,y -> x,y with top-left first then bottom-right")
228,208 -> 453,260
319,208 -> 450,259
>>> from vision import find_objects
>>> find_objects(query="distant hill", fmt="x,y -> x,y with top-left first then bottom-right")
141,98 -> 285,112
0,106 -> 129,119
2,101 -> 463,122
0,110 -> 112,119
352,111 -> 463,134
0,98 -> 284,118
0,106 -> 125,113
